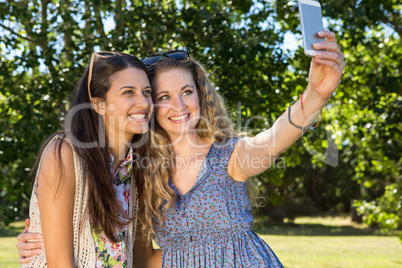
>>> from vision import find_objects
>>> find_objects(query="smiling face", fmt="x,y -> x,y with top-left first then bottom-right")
152,68 -> 200,140
101,67 -> 153,142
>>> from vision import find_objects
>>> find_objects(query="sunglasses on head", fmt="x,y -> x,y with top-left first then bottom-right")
141,50 -> 190,66
87,51 -> 135,100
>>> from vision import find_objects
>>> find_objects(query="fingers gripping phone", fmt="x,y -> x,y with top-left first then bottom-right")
298,0 -> 325,57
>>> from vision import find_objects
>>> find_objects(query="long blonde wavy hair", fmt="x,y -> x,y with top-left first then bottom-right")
137,55 -> 254,242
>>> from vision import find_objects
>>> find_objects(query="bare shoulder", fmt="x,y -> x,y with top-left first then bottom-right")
38,138 -> 76,189
41,138 -> 75,170
234,136 -> 249,148
230,136 -> 251,157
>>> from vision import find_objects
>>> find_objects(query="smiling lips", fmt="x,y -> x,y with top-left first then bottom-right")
129,112 -> 148,121
168,113 -> 190,122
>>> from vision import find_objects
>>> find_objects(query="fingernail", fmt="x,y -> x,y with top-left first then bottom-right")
314,43 -> 322,48
37,234 -> 43,239
40,243 -> 45,247
36,249 -> 43,254
315,52 -> 324,56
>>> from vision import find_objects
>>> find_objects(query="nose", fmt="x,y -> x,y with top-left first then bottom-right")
135,93 -> 150,110
172,96 -> 186,112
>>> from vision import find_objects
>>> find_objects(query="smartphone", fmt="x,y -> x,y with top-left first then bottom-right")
298,0 -> 325,57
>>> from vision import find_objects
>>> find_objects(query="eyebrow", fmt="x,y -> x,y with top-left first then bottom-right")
119,86 -> 136,91
181,84 -> 194,90
119,85 -> 151,91
155,84 -> 194,97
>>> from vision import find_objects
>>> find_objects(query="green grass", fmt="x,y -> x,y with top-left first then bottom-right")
253,216 -> 402,268
0,221 -> 25,268
264,235 -> 402,268
1,217 -> 402,268
0,237 -> 21,268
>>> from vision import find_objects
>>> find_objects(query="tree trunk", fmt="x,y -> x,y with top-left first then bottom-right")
350,200 -> 362,223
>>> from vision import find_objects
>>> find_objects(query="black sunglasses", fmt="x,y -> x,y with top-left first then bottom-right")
141,50 -> 189,66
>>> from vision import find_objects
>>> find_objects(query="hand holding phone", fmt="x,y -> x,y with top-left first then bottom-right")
298,0 -> 325,57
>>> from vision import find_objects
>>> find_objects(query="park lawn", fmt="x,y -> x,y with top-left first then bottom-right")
0,221 -> 25,268
0,237 -> 20,268
1,217 -> 402,268
253,216 -> 402,268
264,235 -> 402,268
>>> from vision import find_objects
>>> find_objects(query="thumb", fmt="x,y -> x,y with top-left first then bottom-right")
24,218 -> 31,233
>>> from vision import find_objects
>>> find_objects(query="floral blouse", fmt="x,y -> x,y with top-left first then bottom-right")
91,148 -> 133,268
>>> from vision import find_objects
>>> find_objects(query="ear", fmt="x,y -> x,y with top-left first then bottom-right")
91,98 -> 106,115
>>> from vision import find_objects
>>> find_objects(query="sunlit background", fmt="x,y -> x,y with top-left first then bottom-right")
0,0 -> 401,267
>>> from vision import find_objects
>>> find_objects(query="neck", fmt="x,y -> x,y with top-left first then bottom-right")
170,132 -> 211,158
107,130 -> 133,168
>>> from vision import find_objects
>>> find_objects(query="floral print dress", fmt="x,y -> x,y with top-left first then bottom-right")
154,138 -> 284,268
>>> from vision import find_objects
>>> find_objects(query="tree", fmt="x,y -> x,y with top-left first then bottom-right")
1,0 -> 401,244
0,0 -> 289,223
274,0 -> 402,239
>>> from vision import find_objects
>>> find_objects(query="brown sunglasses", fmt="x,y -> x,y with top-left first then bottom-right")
87,51 -> 135,100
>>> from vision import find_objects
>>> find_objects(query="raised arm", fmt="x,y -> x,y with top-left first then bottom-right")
229,31 -> 345,182
35,140 -> 76,267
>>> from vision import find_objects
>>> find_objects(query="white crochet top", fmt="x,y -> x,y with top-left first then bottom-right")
21,135 -> 138,268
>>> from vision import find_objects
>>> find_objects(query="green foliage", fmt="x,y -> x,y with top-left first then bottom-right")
0,0 -> 401,244
273,0 -> 402,237
0,0 -> 288,223
355,183 -> 402,240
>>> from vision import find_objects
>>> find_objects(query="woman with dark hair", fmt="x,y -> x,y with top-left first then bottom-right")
18,52 -> 156,267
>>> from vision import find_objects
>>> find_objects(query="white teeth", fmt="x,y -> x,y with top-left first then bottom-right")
169,114 -> 189,121
129,114 -> 146,119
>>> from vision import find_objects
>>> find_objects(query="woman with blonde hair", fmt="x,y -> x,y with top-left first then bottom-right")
135,30 -> 344,267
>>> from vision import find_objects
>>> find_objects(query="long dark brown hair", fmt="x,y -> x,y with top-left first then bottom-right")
31,53 -> 150,242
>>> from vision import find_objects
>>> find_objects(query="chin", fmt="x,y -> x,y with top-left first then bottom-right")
127,125 -> 149,135
169,126 -> 198,138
